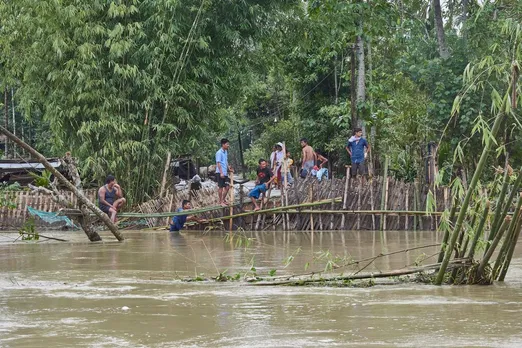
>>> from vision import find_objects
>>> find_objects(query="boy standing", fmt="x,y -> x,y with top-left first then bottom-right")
346,128 -> 371,180
216,138 -> 233,206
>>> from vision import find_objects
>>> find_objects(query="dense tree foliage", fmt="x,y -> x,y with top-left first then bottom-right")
1,0 -> 521,203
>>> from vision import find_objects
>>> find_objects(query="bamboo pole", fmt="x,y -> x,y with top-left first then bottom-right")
492,193 -> 522,278
356,177 -> 362,229
310,185 -> 314,233
370,177 -> 376,229
379,157 -> 389,231
435,109 -> 505,285
477,216 -> 511,277
159,152 -> 172,199
253,259 -> 471,286
498,207 -> 522,281
487,161 -> 511,249
340,166 -> 350,229
413,180 -> 418,232
229,173 -> 234,231
405,185 -> 409,230
0,125 -> 123,241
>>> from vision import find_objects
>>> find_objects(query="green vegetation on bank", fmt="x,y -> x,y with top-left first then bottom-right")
1,0 -> 521,204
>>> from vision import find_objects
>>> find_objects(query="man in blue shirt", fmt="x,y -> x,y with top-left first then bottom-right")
216,138 -> 233,206
346,128 -> 371,181
170,200 -> 202,232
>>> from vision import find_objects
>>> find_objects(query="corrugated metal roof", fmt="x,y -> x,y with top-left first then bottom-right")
0,159 -> 61,170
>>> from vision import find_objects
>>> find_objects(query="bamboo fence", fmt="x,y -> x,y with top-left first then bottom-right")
0,189 -> 97,229
2,177 -> 450,231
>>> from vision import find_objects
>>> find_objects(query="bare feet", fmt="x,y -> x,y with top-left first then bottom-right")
253,207 -> 260,211
220,202 -> 228,207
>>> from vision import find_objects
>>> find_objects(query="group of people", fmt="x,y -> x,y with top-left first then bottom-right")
96,128 -> 370,231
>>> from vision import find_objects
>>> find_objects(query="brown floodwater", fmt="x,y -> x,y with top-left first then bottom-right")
1,229 -> 522,347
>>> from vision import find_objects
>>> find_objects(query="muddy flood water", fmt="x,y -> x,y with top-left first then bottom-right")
1,229 -> 522,347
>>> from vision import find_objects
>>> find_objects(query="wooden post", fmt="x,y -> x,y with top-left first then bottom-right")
229,172 -> 234,231
340,166 -> 350,229
405,185 -> 410,230
356,177 -> 362,229
379,156 -> 389,231
310,184 -> 314,233
0,125 -> 123,241
370,177 -> 376,230
159,152 -> 172,199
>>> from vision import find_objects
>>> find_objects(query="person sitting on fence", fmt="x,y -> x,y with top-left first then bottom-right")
98,175 -> 126,223
170,200 -> 204,232
248,159 -> 276,211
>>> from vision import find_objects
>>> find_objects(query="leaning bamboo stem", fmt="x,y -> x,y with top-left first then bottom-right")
437,196 -> 459,263
492,194 -> 522,278
467,201 -> 490,260
0,125 -> 124,241
487,161 -> 511,249
498,208 -> 522,281
435,111 -> 505,285
477,216 -> 511,276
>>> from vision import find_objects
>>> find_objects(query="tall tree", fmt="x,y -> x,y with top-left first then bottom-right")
433,0 -> 450,58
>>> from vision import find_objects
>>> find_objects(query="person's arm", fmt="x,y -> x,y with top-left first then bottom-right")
301,148 -> 306,169
98,187 -> 112,208
113,182 -> 123,198
346,143 -> 352,157
216,152 -> 224,178
319,155 -> 328,168
366,141 -> 371,154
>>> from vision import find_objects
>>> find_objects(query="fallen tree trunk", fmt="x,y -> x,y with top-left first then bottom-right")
0,125 -> 123,241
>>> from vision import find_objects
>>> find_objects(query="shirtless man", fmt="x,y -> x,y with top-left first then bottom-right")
98,175 -> 126,223
300,138 -> 316,177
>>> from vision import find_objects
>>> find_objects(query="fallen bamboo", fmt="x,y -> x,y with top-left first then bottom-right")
252,259 -> 471,286
0,125 -> 123,241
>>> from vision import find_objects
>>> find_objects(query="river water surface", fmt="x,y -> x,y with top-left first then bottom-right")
1,229 -> 522,347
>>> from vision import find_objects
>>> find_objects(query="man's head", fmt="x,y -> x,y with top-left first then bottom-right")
105,175 -> 116,187
286,151 -> 291,158
300,138 -> 308,148
258,159 -> 267,168
353,128 -> 363,137
220,138 -> 230,150
182,200 -> 192,209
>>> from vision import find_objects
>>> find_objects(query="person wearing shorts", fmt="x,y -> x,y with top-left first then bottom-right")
346,128 -> 371,181
216,138 -> 233,206
98,175 -> 126,223
248,159 -> 275,211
